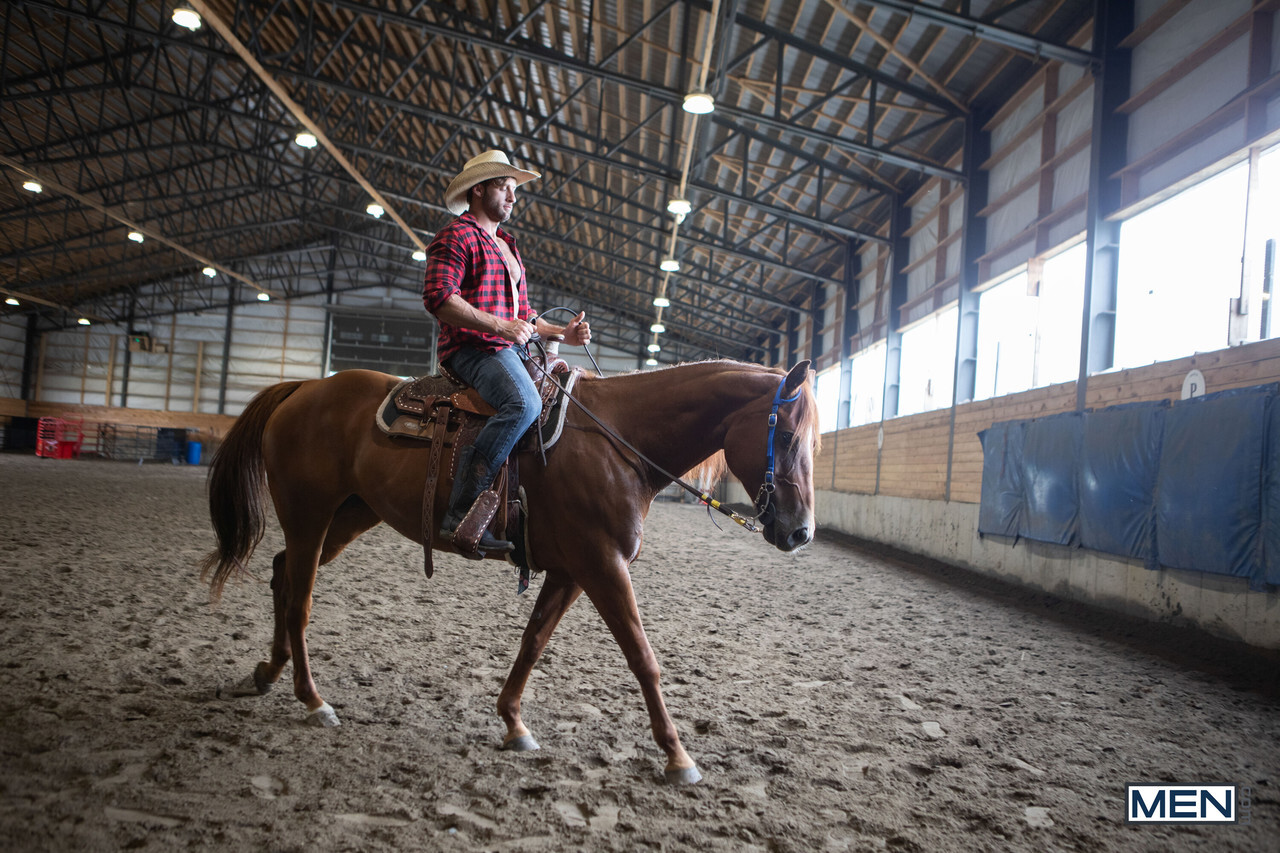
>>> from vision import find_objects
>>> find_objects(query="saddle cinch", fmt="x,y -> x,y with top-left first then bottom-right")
375,344 -> 581,584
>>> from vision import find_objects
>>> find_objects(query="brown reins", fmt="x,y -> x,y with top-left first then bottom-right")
521,334 -> 786,534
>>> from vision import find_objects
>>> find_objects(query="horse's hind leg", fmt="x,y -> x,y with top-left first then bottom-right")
218,550 -> 293,698
498,571 -> 582,751
282,498 -> 383,727
222,498 -> 381,721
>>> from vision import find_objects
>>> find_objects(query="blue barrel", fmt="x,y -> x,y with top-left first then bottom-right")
186,441 -> 203,465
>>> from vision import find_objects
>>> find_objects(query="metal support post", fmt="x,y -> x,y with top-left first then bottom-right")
1077,0 -> 1132,411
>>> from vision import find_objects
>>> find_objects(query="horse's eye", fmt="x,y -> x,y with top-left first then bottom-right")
777,431 -> 795,448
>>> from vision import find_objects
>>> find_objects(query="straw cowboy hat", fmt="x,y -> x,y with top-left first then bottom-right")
444,150 -> 540,216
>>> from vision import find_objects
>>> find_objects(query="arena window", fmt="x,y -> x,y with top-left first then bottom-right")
897,305 -> 957,417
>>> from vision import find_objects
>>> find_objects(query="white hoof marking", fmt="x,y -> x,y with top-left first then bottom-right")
305,702 -> 340,727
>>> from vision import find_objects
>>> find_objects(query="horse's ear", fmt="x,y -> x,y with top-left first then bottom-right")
783,359 -> 811,398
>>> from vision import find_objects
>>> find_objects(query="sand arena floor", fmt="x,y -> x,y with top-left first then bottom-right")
0,452 -> 1277,851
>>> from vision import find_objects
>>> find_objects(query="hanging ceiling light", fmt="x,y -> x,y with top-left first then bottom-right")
682,91 -> 715,114
412,249 -> 427,262
647,343 -> 661,353
659,258 -> 680,273
77,317 -> 91,326
294,130 -> 318,149
650,323 -> 665,334
21,180 -> 42,193
171,7 -> 202,31
5,297 -> 19,306
127,230 -> 144,243
366,202 -> 385,218
202,266 -> 217,278
646,358 -> 658,367
257,292 -> 271,302
652,296 -> 670,308
666,198 -> 691,217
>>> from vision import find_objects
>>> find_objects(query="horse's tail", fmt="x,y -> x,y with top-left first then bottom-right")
199,380 -> 305,602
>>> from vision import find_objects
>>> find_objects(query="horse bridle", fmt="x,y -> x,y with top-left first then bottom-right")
752,376 -> 803,528
524,337 -> 799,535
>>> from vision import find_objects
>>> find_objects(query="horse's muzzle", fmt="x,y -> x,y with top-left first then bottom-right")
763,520 -> 812,552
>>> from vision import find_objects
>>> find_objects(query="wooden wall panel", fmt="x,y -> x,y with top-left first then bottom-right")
818,337 -> 1280,505
829,423 -> 879,494
3,398 -> 237,447
877,410 -> 953,500
1085,338 -> 1280,407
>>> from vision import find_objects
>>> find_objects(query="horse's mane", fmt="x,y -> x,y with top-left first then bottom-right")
684,451 -> 729,493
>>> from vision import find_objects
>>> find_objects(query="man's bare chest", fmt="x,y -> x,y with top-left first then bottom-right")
490,235 -> 522,285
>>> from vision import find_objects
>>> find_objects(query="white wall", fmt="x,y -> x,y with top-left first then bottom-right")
1,285 -> 657,417
0,315 -> 27,398
813,489 -> 1280,650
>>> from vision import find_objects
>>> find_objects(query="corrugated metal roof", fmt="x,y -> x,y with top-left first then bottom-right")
0,0 -> 1092,362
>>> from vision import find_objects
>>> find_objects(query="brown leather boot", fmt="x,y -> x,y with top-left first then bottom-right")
439,450 -> 513,554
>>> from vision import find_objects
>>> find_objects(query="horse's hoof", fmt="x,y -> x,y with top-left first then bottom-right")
501,734 -> 540,752
664,764 -> 702,785
217,672 -> 270,699
305,702 -> 341,728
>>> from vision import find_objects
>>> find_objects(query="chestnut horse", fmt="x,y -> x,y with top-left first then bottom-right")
201,358 -> 817,784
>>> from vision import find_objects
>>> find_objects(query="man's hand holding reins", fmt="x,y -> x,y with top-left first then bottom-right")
564,311 -> 591,346
496,317 -> 536,345
536,311 -> 590,346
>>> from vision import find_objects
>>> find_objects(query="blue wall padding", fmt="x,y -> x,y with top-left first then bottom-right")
977,420 -> 1024,538
1155,387 -> 1269,580
978,384 -> 1279,588
1078,401 -> 1166,564
1020,412 -> 1082,545
1265,399 -> 1280,587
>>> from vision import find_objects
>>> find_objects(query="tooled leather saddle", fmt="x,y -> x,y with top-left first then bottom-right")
375,345 -> 580,588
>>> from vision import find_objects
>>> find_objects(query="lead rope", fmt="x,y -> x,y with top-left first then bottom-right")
521,333 -> 795,535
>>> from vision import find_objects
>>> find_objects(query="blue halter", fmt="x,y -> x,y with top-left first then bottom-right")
756,374 -> 803,516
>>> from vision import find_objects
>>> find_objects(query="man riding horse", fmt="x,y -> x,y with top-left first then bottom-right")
422,149 -> 591,554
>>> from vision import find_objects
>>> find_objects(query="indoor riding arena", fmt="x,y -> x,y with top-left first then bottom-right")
2,2 -> 1278,852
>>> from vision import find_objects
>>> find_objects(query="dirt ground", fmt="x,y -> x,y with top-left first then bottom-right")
1,452 -> 1278,852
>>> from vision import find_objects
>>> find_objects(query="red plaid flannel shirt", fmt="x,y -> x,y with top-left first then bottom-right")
422,212 -> 532,362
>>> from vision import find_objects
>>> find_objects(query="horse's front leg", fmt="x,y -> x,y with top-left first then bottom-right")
498,571 -> 582,751
578,562 -> 701,784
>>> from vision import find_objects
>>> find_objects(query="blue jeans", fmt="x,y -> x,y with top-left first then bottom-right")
444,345 -> 541,479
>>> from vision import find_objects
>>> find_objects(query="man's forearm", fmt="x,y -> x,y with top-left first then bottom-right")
434,293 -> 504,334
434,293 -> 533,344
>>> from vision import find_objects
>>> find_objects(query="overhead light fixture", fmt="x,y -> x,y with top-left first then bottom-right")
652,296 -> 670,308
77,317 -> 91,326
646,358 -> 658,366
647,343 -> 661,353
366,202 -> 385,218
171,7 -> 202,31
412,249 -> 427,262
127,230 -> 144,243
257,292 -> 271,302
294,130 -> 318,149
202,266 -> 217,278
667,198 -> 691,217
21,180 -> 42,193
650,323 -> 665,334
659,258 -> 680,273
5,297 -> 19,306
682,91 -> 715,115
